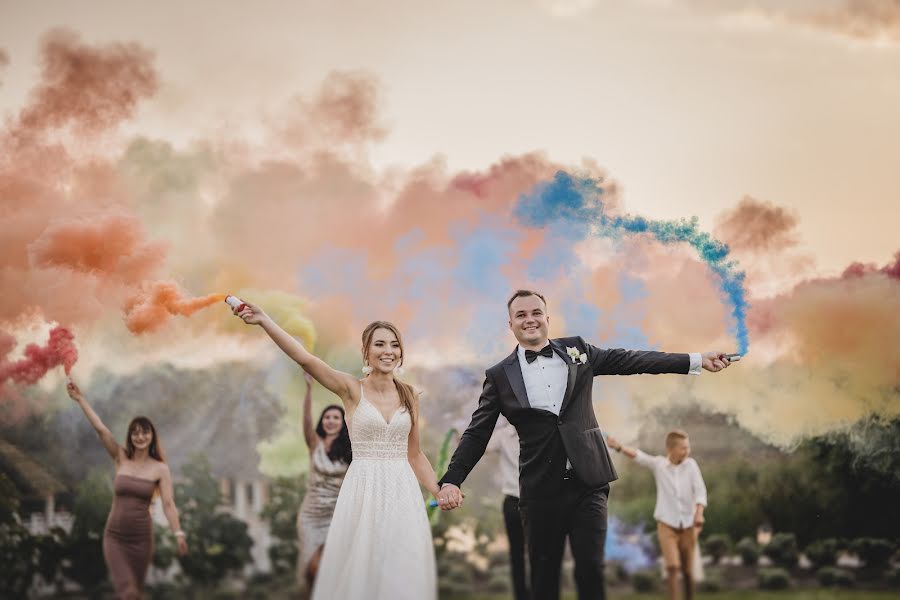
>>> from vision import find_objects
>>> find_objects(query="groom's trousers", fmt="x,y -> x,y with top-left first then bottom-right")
518,471 -> 609,600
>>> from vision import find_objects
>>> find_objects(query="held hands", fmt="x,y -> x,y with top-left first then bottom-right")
435,484 -> 465,511
232,301 -> 268,326
606,435 -> 622,452
701,352 -> 732,373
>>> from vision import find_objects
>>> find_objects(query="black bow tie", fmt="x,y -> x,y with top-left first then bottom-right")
524,345 -> 554,364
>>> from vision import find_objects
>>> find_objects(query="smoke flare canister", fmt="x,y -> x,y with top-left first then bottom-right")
224,295 -> 247,313
725,353 -> 742,362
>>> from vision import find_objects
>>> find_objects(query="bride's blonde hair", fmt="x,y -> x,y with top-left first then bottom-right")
361,321 -> 417,424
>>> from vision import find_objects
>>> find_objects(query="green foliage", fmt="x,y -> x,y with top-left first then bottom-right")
886,566 -> 900,587
62,469 -> 113,593
704,533 -> 732,564
736,537 -> 760,566
817,566 -> 856,587
850,538 -> 896,568
805,538 -> 839,568
175,454 -> 254,586
763,533 -> 799,568
698,572 -> 723,592
260,475 -> 306,575
0,476 -> 57,597
758,567 -> 791,590
631,569 -> 659,592
153,524 -> 178,571
428,428 -> 457,527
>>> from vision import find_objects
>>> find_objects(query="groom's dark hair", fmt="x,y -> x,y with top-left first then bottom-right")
507,289 -> 547,311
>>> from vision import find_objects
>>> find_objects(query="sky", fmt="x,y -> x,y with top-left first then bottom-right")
1,0 -> 897,448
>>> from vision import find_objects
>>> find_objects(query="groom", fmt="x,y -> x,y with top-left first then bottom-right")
436,290 -> 732,600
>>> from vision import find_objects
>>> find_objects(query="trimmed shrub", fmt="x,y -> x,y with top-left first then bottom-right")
704,534 -> 732,565
758,567 -> 791,590
817,566 -> 855,587
850,538 -> 896,569
632,569 -> 659,592
763,533 -> 799,568
736,537 -> 759,566
885,566 -> 900,587
805,538 -> 839,568
698,573 -> 723,592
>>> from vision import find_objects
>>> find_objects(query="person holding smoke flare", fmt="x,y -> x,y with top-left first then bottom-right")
606,430 -> 707,600
231,299 -> 437,599
296,371 -> 351,596
66,380 -> 187,600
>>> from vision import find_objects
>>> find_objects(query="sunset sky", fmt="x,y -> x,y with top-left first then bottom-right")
3,0 -> 897,274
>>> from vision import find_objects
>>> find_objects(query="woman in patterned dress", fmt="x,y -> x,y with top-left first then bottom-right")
297,372 -> 351,595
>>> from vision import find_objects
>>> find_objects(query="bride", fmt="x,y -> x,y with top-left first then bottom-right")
233,302 -> 438,599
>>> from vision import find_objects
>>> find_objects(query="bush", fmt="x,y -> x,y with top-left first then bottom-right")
763,533 -> 799,568
175,455 -> 254,586
758,567 -> 791,590
260,476 -> 306,576
698,573 -> 723,592
703,533 -> 732,564
805,538 -> 839,568
817,566 -> 855,587
736,537 -> 759,566
886,566 -> 900,587
851,537 -> 896,568
62,470 -> 113,593
632,569 -> 658,592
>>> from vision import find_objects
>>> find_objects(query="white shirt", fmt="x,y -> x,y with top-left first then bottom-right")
516,345 -> 702,471
635,450 -> 708,529
491,417 -> 520,498
516,346 -> 703,416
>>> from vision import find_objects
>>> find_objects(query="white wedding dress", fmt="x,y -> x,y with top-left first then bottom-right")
311,387 -> 437,600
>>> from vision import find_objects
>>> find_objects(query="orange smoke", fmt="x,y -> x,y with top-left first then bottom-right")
124,282 -> 225,334
28,213 -> 166,284
714,196 -> 799,254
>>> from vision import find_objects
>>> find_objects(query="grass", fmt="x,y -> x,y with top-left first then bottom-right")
448,592 -> 899,600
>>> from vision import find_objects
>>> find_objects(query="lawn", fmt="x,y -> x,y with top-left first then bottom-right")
448,592 -> 899,600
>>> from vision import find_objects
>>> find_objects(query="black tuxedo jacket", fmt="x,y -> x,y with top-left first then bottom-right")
439,337 -> 690,500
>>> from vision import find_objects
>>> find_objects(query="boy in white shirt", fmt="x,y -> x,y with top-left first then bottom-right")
606,430 -> 707,600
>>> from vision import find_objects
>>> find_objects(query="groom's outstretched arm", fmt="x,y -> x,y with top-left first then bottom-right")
582,336 -> 691,376
437,371 -> 502,506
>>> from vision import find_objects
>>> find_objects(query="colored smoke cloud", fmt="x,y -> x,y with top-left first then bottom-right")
1,29 -> 896,451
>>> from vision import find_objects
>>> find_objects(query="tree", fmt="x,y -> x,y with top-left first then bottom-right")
260,475 -> 306,575
62,469 -> 113,594
174,454 -> 254,587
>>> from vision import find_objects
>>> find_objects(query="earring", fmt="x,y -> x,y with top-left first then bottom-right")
395,364 -> 404,376
362,360 -> 373,375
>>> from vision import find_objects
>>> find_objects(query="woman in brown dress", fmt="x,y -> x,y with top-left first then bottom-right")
67,380 -> 188,599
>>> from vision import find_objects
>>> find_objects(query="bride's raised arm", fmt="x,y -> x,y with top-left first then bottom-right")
233,301 -> 359,406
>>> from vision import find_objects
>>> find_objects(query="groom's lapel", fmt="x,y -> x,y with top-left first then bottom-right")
551,339 -> 578,415
502,347 -> 531,410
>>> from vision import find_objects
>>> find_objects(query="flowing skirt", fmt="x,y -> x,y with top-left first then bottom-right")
311,458 -> 436,600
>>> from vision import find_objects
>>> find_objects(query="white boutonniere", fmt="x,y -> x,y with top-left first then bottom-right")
566,346 -> 588,364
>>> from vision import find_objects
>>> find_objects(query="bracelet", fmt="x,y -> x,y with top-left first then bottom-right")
174,531 -> 186,538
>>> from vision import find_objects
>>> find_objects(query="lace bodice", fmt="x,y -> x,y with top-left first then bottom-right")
350,390 -> 410,460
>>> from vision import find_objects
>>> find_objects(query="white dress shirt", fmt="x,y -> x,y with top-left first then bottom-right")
492,417 -> 521,498
516,345 -> 701,471
516,346 -> 703,415
634,450 -> 708,529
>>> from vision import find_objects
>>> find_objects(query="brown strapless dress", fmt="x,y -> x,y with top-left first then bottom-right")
103,474 -> 156,599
